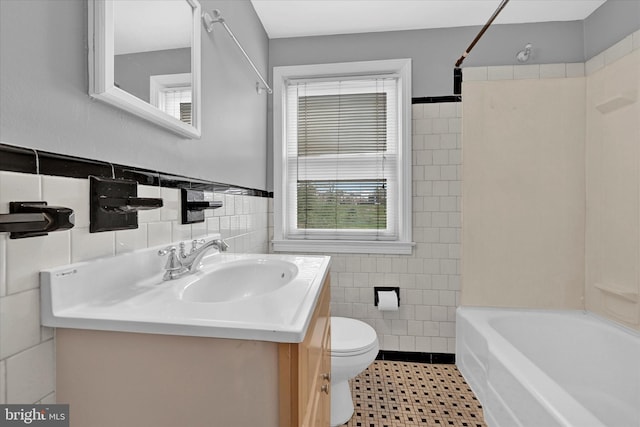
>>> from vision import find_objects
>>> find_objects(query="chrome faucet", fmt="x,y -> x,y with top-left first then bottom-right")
158,238 -> 229,281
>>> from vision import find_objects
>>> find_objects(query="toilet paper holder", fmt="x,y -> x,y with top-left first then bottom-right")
374,287 -> 400,307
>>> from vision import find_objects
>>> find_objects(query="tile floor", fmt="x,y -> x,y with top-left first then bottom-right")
345,361 -> 487,427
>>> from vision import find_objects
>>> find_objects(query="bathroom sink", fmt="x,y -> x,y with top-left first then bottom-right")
180,259 -> 299,303
40,235 -> 331,342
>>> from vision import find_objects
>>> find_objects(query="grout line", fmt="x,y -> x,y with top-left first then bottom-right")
32,149 -> 40,175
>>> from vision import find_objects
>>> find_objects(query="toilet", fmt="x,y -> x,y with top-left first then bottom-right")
330,317 -> 379,427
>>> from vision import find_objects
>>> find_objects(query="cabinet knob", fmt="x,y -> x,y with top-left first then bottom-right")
321,384 -> 329,394
321,372 -> 331,382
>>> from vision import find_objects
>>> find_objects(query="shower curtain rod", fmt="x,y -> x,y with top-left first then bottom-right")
202,9 -> 273,95
454,0 -> 510,68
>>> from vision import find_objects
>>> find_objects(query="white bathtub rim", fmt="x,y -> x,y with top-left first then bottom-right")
459,305 -> 639,337
456,306 -> 635,427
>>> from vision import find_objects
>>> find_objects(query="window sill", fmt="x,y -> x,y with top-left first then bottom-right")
271,239 -> 415,255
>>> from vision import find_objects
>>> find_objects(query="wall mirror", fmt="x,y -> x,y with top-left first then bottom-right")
89,0 -> 201,138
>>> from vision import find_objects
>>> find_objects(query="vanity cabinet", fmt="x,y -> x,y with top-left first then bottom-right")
55,275 -> 330,427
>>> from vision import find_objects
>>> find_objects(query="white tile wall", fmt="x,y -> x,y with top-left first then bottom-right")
0,235 -> 6,298
488,65 -> 514,80
0,170 -> 269,403
513,64 -> 540,80
464,29 -> 640,84
137,185 -> 162,223
603,33 -> 634,65
115,225 -> 148,254
586,29 -> 640,75
5,340 -> 55,404
0,171 -> 41,212
465,62 -> 586,82
566,63 -> 586,78
0,289 -> 41,359
41,176 -> 90,228
146,221 -> 173,247
0,359 -> 6,404
70,227 -> 115,263
160,187 -> 180,222
540,63 -> 567,79
6,232 -> 70,294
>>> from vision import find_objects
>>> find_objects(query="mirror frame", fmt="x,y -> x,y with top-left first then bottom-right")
88,0 -> 201,138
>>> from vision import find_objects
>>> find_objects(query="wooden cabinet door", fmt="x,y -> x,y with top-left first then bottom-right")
301,283 -> 330,427
279,275 -> 331,427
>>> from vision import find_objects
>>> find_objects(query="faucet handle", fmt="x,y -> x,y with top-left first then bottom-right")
158,246 -> 176,256
158,246 -> 184,276
179,242 -> 187,258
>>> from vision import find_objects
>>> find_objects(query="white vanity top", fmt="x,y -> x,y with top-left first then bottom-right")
40,237 -> 331,343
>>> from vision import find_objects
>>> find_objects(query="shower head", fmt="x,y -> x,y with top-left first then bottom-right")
516,43 -> 533,63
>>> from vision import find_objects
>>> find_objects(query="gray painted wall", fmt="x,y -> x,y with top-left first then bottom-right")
0,0 -> 269,191
584,0 -> 640,59
269,21 -> 586,98
115,48 -> 191,103
268,0 -> 639,98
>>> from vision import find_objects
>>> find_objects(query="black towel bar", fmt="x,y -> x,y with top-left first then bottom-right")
0,201 -> 75,239
90,176 -> 163,233
181,188 -> 223,224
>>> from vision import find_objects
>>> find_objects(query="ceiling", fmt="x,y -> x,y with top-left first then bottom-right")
250,0 -> 607,39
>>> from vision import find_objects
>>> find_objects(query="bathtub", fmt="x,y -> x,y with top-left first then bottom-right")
456,307 -> 640,427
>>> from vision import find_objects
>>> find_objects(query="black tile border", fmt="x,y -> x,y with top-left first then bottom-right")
377,350 -> 456,365
0,143 -> 272,198
38,150 -> 113,179
0,145 -> 38,174
113,165 -> 160,187
453,68 -> 463,96
412,95 -> 462,104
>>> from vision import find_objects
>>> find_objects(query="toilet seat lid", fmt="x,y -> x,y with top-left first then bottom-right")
331,317 -> 378,356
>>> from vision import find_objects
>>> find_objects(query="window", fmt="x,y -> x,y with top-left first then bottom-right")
161,87 -> 192,124
273,59 -> 413,254
150,73 -> 192,124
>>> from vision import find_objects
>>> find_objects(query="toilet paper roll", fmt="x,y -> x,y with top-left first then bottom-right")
377,290 -> 399,311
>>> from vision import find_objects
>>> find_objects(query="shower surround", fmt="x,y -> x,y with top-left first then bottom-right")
462,30 -> 640,330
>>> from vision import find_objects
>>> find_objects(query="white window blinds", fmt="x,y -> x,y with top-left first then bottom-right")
284,76 -> 401,241
161,87 -> 192,124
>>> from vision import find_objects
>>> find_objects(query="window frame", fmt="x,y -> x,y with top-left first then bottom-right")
272,59 -> 414,255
